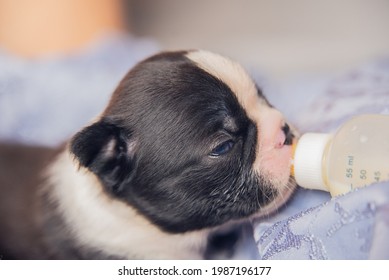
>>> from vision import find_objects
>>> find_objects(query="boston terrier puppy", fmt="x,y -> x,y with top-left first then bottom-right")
0,50 -> 296,259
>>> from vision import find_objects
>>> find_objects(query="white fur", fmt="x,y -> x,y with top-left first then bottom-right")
46,149 -> 209,259
187,50 -> 293,191
186,50 -> 262,112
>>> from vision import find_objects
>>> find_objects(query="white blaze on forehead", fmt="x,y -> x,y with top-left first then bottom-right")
186,50 -> 292,190
186,50 -> 261,118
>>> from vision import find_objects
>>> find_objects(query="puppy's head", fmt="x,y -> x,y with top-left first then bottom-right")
70,50 -> 296,233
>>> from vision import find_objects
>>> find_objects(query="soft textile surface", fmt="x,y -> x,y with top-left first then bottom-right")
1,33 -> 388,259
0,33 -> 158,146
253,57 -> 389,259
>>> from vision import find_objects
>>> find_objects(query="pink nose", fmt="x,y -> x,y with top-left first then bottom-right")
275,128 -> 286,149
260,109 -> 287,149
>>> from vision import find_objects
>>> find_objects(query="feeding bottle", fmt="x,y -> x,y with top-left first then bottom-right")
292,114 -> 389,197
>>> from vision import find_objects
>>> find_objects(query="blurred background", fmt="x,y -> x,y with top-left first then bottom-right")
1,0 -> 389,260
1,0 -> 389,145
128,0 -> 389,80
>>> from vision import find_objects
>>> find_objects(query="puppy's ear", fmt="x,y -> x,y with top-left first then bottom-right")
70,120 -> 137,195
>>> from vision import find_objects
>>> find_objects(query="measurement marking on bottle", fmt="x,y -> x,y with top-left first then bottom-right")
374,171 -> 381,182
346,155 -> 354,179
346,168 -> 353,178
360,169 -> 367,180
348,156 -> 354,166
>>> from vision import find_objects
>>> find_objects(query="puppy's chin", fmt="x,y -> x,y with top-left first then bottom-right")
260,144 -> 293,184
254,142 -> 297,219
255,174 -> 296,219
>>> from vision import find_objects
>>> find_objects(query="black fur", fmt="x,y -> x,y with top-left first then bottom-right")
71,51 -> 278,233
71,121 -> 136,195
1,50 -> 295,259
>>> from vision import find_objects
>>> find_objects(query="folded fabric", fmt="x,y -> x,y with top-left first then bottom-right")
254,183 -> 389,259
253,56 -> 389,259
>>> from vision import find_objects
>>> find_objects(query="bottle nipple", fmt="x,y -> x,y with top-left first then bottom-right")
290,142 -> 297,178
290,133 -> 332,192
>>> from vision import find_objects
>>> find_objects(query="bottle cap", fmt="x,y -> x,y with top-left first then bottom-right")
293,133 -> 332,192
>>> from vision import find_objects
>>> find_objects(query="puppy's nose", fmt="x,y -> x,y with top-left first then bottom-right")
282,123 -> 294,146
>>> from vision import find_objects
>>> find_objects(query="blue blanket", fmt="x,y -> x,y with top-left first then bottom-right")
0,33 -> 158,146
253,57 -> 389,259
1,34 -> 388,259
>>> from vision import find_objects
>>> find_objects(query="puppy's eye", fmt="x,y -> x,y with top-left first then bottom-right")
210,140 -> 235,157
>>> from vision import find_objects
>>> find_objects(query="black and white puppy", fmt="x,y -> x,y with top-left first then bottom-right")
0,50 -> 296,259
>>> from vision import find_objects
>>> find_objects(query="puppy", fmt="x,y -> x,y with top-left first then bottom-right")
0,50 -> 296,259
